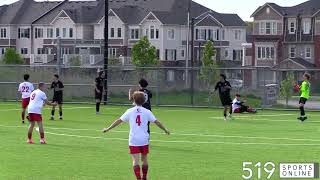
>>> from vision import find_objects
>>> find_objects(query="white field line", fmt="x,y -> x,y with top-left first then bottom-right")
40,130 -> 320,146
0,107 -> 121,112
209,117 -> 320,123
3,124 -> 320,143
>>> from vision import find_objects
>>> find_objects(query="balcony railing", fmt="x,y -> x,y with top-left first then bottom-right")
30,54 -> 55,64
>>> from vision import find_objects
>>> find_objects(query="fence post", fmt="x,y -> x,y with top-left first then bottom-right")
156,68 -> 159,106
57,37 -> 61,76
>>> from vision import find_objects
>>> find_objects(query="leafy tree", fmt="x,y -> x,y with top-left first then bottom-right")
131,36 -> 159,77
199,41 -> 219,104
69,56 -> 81,66
280,72 -> 295,107
2,48 -> 24,64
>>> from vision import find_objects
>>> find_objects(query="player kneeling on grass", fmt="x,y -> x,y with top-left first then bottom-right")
297,73 -> 311,122
232,94 -> 257,113
103,91 -> 170,180
27,82 -> 56,144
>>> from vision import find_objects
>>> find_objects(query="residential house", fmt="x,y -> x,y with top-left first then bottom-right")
248,0 -> 320,87
0,0 -> 246,81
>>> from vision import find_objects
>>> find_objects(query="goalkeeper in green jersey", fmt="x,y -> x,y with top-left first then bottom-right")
297,73 -> 311,122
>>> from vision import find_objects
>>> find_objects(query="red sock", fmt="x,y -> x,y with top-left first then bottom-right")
22,112 -> 25,120
28,132 -> 32,139
133,165 -> 141,179
142,165 -> 148,180
40,132 -> 45,139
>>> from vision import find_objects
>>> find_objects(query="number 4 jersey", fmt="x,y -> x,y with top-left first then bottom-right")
18,82 -> 34,99
120,106 -> 157,146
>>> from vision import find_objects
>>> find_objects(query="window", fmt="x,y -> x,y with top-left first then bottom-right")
303,19 -> 311,34
62,48 -> 70,54
110,28 -> 115,38
234,30 -> 241,40
0,28 -> 6,38
56,28 -> 60,37
257,46 -> 275,60
150,26 -> 155,39
47,28 -> 53,38
37,48 -> 45,54
289,47 -> 296,58
200,29 -> 206,40
108,48 -> 118,58
233,50 -> 243,61
69,28 -> 73,38
145,29 -> 149,37
289,22 -> 296,34
117,28 -> 122,38
181,49 -> 185,58
259,21 -> 277,35
18,28 -> 30,39
305,47 -> 311,59
222,29 -> 225,40
166,49 -> 177,61
168,29 -> 175,40
166,70 -> 175,82
35,28 -> 43,39
62,28 -> 67,38
21,48 -> 28,55
208,29 -> 213,40
225,50 -> 229,58
130,29 -> 139,39
156,29 -> 159,39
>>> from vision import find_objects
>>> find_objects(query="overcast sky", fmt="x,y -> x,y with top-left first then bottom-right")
0,0 -> 307,21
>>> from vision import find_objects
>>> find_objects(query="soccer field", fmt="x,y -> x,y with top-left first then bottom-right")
0,103 -> 320,180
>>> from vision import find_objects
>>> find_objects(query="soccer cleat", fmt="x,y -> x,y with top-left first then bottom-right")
27,139 -> 34,144
50,117 -> 54,120
22,120 -> 25,124
59,117 -> 63,120
297,116 -> 308,122
26,116 -> 29,121
40,139 -> 46,144
96,112 -> 100,115
224,117 -> 227,121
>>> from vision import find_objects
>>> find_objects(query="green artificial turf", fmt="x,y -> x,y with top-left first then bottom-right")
0,103 -> 319,180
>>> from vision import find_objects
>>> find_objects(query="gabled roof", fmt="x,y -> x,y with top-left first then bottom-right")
252,0 -> 320,18
274,57 -> 316,69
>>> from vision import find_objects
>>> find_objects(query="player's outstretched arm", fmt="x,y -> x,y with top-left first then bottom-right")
102,119 -> 123,133
154,120 -> 170,135
44,99 -> 56,106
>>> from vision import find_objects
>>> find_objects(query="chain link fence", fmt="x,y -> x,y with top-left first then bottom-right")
0,64 -> 319,110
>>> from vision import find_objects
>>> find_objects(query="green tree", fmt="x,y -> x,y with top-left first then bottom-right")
2,48 -> 24,64
199,41 -> 218,104
131,36 -> 159,77
280,72 -> 295,107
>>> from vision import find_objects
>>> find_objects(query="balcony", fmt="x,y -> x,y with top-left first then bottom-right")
284,33 -> 314,43
30,54 -> 55,64
182,40 -> 230,47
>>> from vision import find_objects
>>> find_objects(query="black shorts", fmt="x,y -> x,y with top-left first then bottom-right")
95,90 -> 103,100
220,95 -> 232,106
299,97 -> 308,105
52,95 -> 63,104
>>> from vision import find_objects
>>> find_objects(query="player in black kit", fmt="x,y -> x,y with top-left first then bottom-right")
50,74 -> 64,120
95,71 -> 104,114
129,78 -> 152,134
214,74 -> 233,121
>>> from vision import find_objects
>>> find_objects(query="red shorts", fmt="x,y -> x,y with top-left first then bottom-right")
21,98 -> 30,109
28,113 -> 42,122
234,108 -> 241,113
129,145 -> 149,155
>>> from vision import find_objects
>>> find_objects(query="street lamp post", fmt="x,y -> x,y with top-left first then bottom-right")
103,0 -> 109,105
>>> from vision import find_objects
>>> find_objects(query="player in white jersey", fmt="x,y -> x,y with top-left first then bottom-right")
17,74 -> 34,124
27,82 -> 56,144
103,91 -> 170,180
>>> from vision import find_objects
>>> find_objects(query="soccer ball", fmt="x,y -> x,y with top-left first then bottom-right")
293,84 -> 300,93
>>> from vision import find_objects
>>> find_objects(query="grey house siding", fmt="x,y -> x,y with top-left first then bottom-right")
254,6 -> 282,21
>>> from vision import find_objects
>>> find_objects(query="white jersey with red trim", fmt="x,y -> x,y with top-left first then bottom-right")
120,106 -> 157,146
18,82 -> 34,99
28,89 -> 47,114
